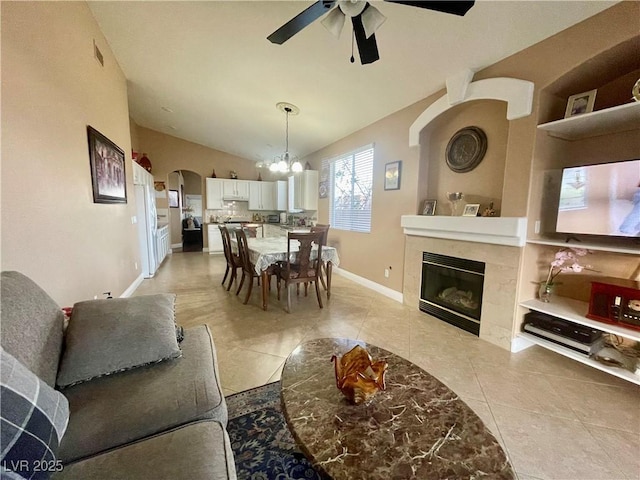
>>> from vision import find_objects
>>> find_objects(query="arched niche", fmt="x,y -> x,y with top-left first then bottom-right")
409,74 -> 534,214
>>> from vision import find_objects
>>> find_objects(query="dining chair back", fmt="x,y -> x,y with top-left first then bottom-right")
276,231 -> 324,313
234,227 -> 267,305
310,224 -> 331,296
219,225 -> 241,291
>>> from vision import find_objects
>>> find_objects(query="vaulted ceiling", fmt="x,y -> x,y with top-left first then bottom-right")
89,1 -> 617,164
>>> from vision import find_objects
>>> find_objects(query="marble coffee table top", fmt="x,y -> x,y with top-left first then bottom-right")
280,337 -> 515,479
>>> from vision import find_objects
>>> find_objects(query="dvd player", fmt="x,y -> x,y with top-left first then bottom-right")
523,311 -> 604,355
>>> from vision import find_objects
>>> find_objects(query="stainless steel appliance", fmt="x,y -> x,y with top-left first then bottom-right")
267,214 -> 280,223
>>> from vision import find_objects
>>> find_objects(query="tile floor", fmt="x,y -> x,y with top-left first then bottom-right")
135,252 -> 640,480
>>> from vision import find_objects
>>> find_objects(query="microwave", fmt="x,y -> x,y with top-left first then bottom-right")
267,214 -> 280,223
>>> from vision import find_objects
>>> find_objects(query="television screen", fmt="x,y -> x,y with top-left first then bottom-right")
556,159 -> 640,237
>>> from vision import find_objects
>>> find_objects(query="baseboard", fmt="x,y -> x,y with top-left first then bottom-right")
333,267 -> 403,303
121,273 -> 144,298
510,335 -> 534,353
171,243 -> 182,249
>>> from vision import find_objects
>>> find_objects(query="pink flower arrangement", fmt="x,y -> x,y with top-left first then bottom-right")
544,247 -> 591,285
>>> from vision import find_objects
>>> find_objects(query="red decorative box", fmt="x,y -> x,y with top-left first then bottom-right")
587,277 -> 640,331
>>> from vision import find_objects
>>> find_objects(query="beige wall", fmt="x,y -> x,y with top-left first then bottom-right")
1,2 -> 139,305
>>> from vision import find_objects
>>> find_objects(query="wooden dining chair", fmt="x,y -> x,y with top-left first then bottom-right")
311,224 -> 331,297
276,231 -> 324,313
234,227 -> 275,305
219,225 -> 241,291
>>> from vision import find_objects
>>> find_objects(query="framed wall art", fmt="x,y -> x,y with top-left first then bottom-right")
384,161 -> 401,191
422,200 -> 437,216
168,190 -> 179,208
564,89 -> 597,118
87,126 -> 127,204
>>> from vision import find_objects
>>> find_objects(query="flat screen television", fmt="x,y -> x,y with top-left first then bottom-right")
556,159 -> 640,238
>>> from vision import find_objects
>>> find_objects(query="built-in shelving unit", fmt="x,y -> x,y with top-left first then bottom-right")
537,102 -> 640,141
527,238 -> 640,255
519,297 -> 640,385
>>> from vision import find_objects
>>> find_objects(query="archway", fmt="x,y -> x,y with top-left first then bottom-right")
168,170 -> 203,252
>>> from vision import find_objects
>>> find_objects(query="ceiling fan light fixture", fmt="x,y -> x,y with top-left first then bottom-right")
321,7 -> 346,38
338,0 -> 367,17
361,4 -> 386,39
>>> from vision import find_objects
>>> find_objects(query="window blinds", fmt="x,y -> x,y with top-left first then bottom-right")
327,144 -> 374,233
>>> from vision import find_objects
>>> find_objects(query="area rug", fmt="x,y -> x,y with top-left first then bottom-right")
226,382 -> 323,480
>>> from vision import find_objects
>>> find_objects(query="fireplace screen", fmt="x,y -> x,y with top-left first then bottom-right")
420,252 -> 485,336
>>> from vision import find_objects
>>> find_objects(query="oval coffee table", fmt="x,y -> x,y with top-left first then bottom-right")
281,338 -> 515,479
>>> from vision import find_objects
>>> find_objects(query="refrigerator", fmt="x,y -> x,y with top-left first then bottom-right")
134,167 -> 158,278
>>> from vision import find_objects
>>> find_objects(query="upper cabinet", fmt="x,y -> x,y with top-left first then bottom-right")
205,178 -> 224,210
288,170 -> 318,212
222,180 -> 249,201
275,180 -> 287,211
248,181 -> 276,211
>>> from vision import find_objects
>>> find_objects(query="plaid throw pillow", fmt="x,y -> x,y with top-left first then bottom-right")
0,348 -> 69,479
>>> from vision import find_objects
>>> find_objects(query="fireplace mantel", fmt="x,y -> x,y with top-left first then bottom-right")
401,215 -> 527,247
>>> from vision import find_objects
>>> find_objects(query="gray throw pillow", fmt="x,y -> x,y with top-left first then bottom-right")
56,294 -> 181,389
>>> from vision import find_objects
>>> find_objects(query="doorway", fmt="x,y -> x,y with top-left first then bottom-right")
168,170 -> 203,252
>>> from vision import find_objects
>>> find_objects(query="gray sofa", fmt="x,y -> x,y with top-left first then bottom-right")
0,271 -> 236,480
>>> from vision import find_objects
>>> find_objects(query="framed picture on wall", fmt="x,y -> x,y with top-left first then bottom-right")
384,161 -> 402,190
168,190 -> 179,208
87,126 -> 127,204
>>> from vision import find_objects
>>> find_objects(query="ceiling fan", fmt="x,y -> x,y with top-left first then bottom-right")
267,1 -> 475,65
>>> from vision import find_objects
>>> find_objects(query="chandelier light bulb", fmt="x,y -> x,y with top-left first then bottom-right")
291,161 -> 303,172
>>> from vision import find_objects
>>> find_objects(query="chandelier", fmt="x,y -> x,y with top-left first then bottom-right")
258,102 -> 303,174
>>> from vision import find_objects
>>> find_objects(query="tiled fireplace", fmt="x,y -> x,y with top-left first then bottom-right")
402,216 -> 527,351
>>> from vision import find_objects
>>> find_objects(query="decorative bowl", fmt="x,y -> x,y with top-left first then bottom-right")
331,345 -> 388,405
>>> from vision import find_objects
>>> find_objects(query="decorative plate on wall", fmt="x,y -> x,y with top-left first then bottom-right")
445,126 -> 488,173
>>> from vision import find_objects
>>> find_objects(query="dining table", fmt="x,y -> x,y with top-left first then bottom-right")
240,236 -> 340,310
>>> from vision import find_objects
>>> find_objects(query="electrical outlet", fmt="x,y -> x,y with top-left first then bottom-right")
134,262 -> 138,270
534,220 -> 541,234
94,295 -> 98,300
131,215 -> 137,224
384,269 -> 390,278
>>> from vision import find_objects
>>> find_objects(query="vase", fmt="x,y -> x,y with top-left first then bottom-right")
538,283 -> 554,302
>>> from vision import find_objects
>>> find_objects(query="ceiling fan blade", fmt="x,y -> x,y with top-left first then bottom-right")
268,0 -> 337,44
352,14 -> 379,65
384,1 -> 475,16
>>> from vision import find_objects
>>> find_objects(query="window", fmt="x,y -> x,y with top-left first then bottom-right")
327,144 -> 374,233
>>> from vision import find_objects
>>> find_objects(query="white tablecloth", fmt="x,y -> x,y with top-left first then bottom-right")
245,237 -> 340,274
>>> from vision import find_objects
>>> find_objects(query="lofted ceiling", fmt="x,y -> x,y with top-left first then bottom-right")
88,1 -> 618,164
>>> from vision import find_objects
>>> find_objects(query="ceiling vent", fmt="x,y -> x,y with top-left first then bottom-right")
93,40 -> 104,67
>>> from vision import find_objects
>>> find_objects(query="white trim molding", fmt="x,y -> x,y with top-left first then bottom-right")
333,267 -> 403,303
511,335 -> 535,353
409,73 -> 534,146
121,273 -> 144,298
401,215 -> 528,247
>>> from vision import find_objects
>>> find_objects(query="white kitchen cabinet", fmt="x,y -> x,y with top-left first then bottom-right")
222,180 -> 249,200
207,224 -> 224,254
205,178 -> 224,209
288,170 -> 318,212
275,180 -> 287,211
248,181 -> 275,211
156,225 -> 170,265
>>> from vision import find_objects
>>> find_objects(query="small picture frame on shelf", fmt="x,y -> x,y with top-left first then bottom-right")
421,200 -> 437,216
564,89 -> 597,118
462,203 -> 480,217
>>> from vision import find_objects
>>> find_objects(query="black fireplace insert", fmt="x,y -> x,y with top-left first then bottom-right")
420,252 -> 485,336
